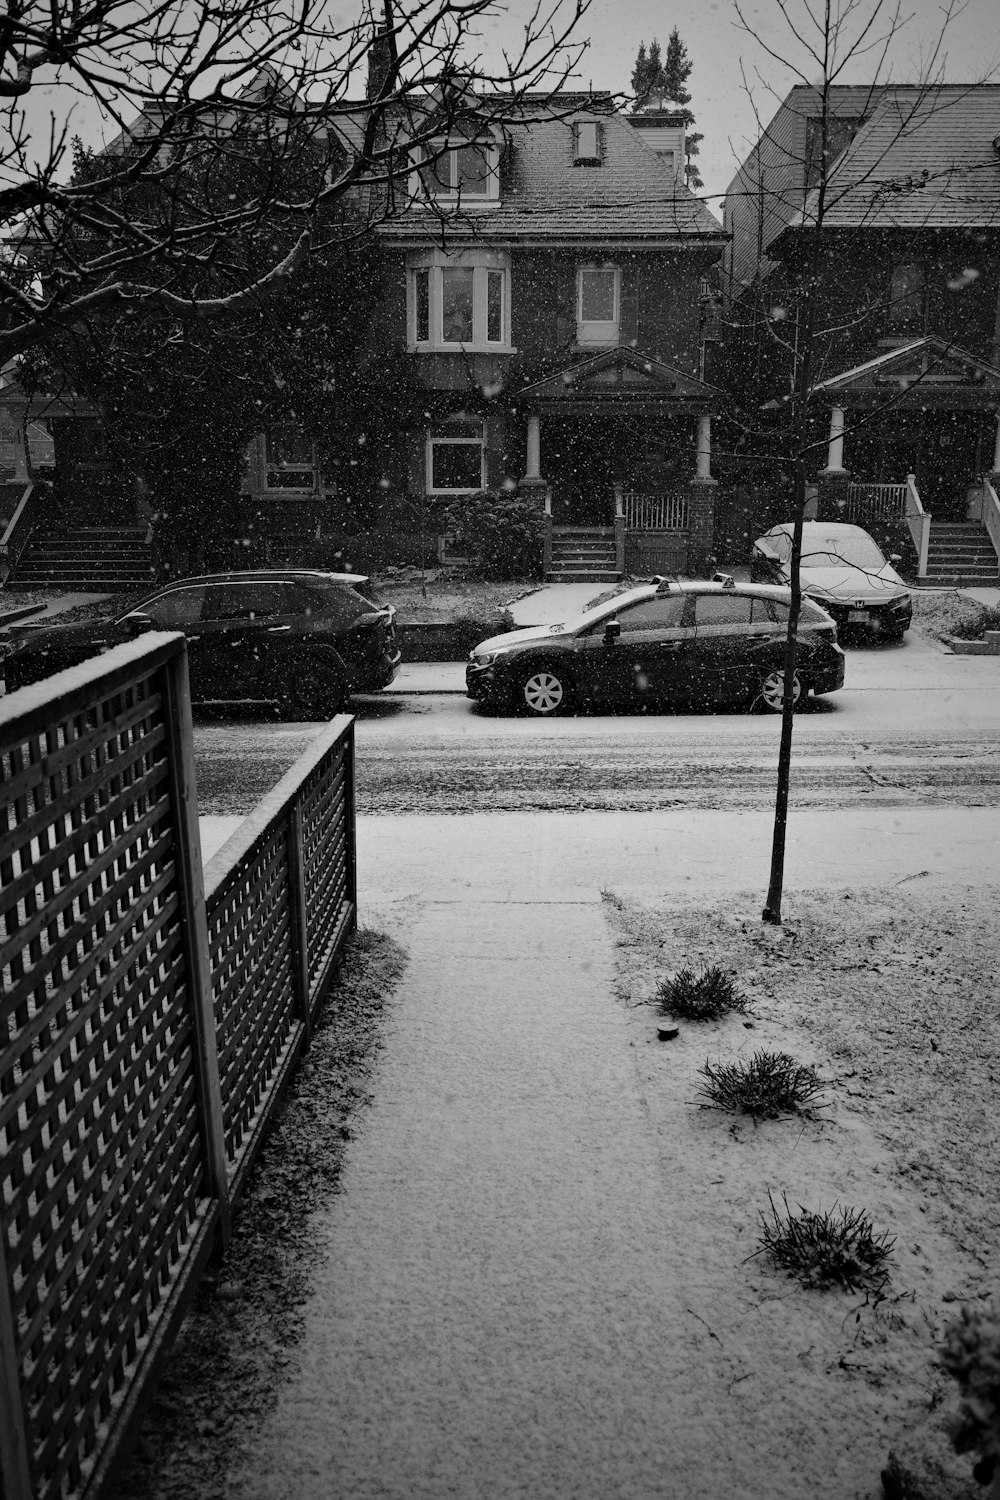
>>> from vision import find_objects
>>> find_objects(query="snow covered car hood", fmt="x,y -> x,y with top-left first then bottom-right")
471,623 -> 567,655
795,563 -> 908,602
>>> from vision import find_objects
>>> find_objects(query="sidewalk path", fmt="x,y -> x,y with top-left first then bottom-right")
220,805 -> 997,1500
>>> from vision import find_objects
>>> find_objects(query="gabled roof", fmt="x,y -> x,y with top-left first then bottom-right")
810,335 -> 1000,405
379,108 -> 723,244
792,85 -> 1000,232
516,346 -> 724,409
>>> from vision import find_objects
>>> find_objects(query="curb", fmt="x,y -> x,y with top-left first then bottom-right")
0,603 -> 45,629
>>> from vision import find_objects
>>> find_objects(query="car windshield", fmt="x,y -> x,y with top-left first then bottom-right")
561,593 -> 652,633
801,535 -> 886,569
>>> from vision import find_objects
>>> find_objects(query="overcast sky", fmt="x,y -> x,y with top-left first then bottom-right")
475,0 -> 1000,209
19,0 -> 999,214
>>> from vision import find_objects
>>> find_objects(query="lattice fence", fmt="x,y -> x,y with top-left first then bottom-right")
1,636 -> 356,1500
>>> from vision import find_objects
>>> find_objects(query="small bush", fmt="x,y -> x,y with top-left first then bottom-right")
696,1050 -> 825,1119
940,1303 -> 1000,1489
445,490 -> 545,580
755,1190 -> 895,1294
656,965 -> 748,1021
950,602 -> 1000,641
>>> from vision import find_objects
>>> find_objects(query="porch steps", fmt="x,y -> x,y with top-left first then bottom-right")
8,527 -> 154,593
915,522 -> 999,588
547,527 -> 619,583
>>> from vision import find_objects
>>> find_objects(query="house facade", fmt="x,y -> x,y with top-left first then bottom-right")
722,84 -> 1000,579
9,80 -> 728,584
237,88 -> 728,578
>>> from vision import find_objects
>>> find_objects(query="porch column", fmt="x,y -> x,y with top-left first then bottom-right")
824,406 -> 846,473
689,410 -> 718,575
992,409 -> 1000,477
695,412 -> 712,481
524,412 -> 542,483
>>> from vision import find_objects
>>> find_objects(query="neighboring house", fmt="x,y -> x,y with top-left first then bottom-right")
722,84 -> 1000,580
12,70 -> 728,582
362,86 -> 728,577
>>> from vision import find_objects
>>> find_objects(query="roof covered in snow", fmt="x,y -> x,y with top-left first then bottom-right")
792,85 -> 1000,233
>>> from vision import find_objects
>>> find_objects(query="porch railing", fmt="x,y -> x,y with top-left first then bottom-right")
845,481 -> 907,520
622,490 -> 689,531
981,478 -> 1000,571
904,473 -> 930,578
846,474 -> 929,577
0,482 -> 37,582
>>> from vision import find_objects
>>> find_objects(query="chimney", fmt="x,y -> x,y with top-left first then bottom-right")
367,23 -> 393,101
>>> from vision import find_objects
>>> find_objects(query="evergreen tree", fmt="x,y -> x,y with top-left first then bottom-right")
629,29 -> 703,190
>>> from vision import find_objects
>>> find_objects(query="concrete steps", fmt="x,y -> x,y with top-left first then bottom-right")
548,527 -> 619,583
9,527 -> 154,591
916,522 -> 999,587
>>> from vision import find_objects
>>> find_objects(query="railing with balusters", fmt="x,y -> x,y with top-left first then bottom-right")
622,491 -> 690,531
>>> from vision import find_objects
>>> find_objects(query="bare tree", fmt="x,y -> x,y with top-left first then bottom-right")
726,0 -> 991,923
0,0 -> 589,362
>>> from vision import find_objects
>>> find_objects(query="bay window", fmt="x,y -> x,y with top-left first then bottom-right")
409,251 -> 511,351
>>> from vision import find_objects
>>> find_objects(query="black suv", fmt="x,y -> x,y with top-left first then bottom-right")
2,570 -> 400,718
466,576 -> 845,715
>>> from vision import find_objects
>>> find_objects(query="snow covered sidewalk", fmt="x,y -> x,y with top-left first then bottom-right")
234,894 -> 740,1500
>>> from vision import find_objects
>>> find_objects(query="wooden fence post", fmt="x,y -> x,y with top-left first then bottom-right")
345,718 -> 358,931
0,1229 -> 32,1500
286,801 -> 312,1045
161,644 -> 232,1249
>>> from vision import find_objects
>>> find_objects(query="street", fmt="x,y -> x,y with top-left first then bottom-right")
192,631 -> 1000,816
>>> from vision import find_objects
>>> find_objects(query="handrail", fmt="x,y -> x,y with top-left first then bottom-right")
981,478 -> 1000,572
904,472 -> 930,578
0,482 -> 36,575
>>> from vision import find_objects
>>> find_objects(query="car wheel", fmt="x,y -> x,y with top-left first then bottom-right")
520,664 -> 573,717
754,667 -> 802,714
279,649 -> 347,720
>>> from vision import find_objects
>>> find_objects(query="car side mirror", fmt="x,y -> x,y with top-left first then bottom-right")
123,612 -> 154,635
603,619 -> 621,646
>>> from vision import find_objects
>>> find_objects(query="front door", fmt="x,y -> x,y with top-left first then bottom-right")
575,592 -> 695,705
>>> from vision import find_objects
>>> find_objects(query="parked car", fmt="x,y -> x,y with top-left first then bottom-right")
751,521 -> 912,639
1,570 -> 401,717
465,575 -> 844,716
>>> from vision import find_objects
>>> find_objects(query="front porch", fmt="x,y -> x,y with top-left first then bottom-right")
811,336 -> 1000,585
515,348 -> 723,581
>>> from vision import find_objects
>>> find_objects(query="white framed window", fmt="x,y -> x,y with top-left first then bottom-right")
577,265 -> 620,346
415,137 -> 499,204
426,417 -> 486,494
264,428 -> 316,490
409,251 -> 510,352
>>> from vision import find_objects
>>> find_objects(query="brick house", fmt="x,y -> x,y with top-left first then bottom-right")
350,87 -> 728,579
8,81 -> 728,585
722,84 -> 1000,583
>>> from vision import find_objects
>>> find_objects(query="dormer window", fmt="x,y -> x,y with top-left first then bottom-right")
573,121 -> 602,165
416,137 -> 499,203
